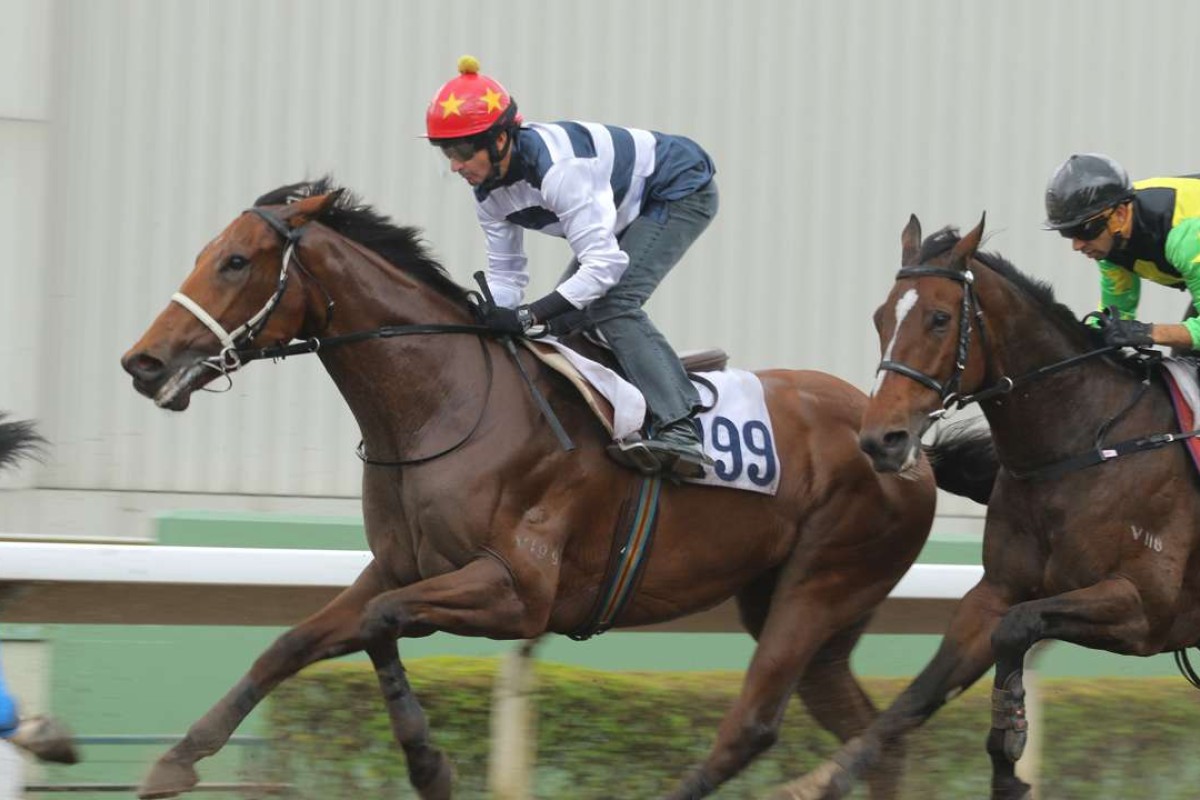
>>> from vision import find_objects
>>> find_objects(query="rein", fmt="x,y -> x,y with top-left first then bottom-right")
169,207 -> 574,465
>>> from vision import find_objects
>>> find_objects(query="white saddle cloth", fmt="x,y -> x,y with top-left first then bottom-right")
535,338 -> 781,495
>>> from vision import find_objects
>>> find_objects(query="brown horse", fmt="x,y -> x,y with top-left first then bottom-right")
779,215 -> 1200,800
120,182 -> 992,800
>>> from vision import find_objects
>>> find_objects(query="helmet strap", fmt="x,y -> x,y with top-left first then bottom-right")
482,132 -> 511,188
1108,200 -> 1133,250
478,106 -> 519,191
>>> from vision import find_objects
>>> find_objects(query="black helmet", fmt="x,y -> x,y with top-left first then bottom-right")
1043,153 -> 1133,230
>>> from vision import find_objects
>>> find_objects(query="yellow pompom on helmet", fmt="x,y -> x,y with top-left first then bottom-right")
425,55 -> 521,141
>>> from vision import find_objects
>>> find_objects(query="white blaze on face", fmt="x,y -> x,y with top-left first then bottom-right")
207,229 -> 230,252
871,288 -> 919,396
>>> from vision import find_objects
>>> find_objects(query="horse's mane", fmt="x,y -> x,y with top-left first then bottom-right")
919,227 -> 1097,346
254,178 -> 470,307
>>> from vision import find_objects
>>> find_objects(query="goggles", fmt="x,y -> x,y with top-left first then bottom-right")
1059,211 -> 1112,241
438,140 -> 482,162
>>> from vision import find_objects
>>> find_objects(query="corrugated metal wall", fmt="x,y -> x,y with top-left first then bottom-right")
11,0 -> 1200,501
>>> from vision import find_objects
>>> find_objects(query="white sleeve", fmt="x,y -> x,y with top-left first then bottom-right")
539,159 -> 629,308
476,203 -> 528,309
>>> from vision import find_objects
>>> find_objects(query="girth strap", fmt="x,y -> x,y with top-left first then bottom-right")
568,476 -> 663,641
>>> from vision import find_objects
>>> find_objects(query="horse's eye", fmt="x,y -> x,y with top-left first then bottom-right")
223,255 -> 250,272
931,310 -> 952,329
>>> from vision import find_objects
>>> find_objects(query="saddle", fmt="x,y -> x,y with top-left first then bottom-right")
524,328 -> 727,476
557,327 -> 728,375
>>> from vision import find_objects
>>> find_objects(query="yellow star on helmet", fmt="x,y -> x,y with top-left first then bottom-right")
481,87 -> 504,113
439,92 -> 465,118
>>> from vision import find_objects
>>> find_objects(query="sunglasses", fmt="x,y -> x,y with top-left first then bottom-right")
439,140 -> 481,162
1059,212 -> 1111,241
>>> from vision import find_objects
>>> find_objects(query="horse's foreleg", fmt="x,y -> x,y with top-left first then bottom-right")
987,576 -> 1147,800
773,578 -> 1009,800
365,640 -> 454,800
357,554 -> 547,800
137,562 -> 388,800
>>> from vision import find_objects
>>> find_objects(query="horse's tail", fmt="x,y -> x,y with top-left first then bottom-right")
922,420 -> 997,505
0,412 -> 44,472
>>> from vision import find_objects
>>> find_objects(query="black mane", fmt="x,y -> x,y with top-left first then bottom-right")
918,227 -> 1095,345
254,178 -> 470,306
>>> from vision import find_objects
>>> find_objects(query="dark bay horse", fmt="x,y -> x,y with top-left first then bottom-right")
779,215 -> 1200,800
120,183 -> 993,800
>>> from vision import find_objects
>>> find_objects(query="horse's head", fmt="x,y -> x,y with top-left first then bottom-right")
121,191 -> 341,410
860,214 -> 989,472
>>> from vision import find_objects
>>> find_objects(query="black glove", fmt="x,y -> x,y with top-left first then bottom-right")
483,305 -> 534,335
1102,317 -> 1154,348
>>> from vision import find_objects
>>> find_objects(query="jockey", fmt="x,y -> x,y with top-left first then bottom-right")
425,55 -> 718,479
1044,152 -> 1200,351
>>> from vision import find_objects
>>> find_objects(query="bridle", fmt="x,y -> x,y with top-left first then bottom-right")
876,264 -> 1120,421
164,206 -> 573,462
873,262 -> 1195,483
169,207 -> 323,376
876,266 -> 991,418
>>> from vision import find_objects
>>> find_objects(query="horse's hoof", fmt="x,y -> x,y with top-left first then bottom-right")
10,716 -> 80,764
411,749 -> 454,800
137,756 -> 199,799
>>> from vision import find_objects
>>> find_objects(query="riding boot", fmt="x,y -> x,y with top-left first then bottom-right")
642,419 -> 714,479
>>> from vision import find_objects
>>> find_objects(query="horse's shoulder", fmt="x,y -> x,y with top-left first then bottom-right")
757,369 -> 867,442
760,369 -> 866,409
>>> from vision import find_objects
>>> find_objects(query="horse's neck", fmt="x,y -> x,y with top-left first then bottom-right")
304,235 -> 483,458
976,274 -> 1148,468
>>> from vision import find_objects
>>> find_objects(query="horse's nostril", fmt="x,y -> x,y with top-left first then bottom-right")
860,429 -> 912,472
123,352 -> 165,382
859,433 -> 884,458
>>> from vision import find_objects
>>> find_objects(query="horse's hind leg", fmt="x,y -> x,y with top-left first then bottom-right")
796,619 -> 903,800
987,577 -> 1149,800
137,563 -> 388,799
773,578 -> 1009,800
661,570 -> 886,800
739,584 -> 891,791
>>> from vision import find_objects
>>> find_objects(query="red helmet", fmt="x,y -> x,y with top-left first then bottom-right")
425,55 -> 520,141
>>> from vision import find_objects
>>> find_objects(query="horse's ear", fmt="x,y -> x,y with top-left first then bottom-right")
949,212 -> 986,271
284,189 -> 344,229
901,214 -> 922,265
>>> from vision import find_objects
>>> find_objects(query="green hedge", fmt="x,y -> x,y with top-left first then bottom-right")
264,657 -> 1200,799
